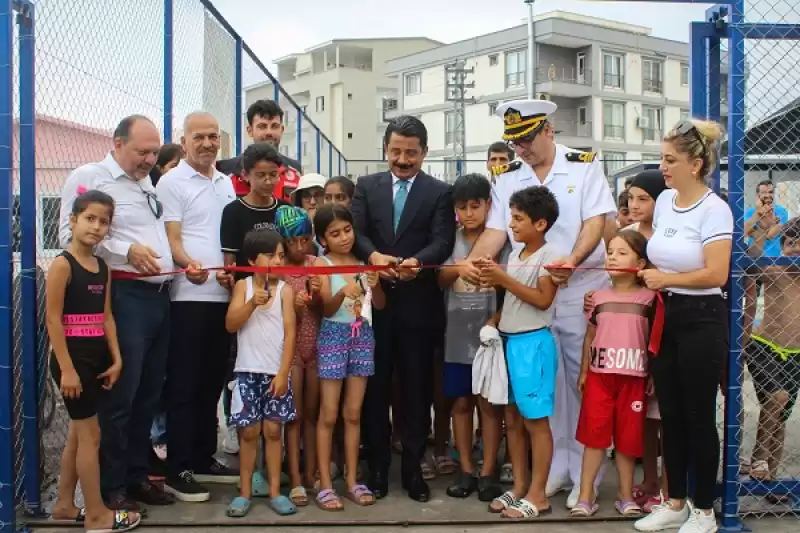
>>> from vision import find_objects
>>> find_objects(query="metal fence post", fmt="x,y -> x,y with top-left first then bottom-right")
296,109 -> 302,165
17,0 -> 42,515
0,0 -> 14,530
163,0 -> 173,142
328,143 -> 333,177
316,130 -> 321,174
720,2 -> 746,530
273,83 -> 279,103
234,35 -> 242,155
338,153 -> 342,176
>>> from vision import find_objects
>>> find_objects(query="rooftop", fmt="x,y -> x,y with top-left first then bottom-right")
273,36 -> 444,64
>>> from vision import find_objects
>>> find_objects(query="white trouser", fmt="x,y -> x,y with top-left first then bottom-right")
548,270 -> 610,488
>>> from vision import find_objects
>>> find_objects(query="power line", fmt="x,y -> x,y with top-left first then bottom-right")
445,60 -> 475,177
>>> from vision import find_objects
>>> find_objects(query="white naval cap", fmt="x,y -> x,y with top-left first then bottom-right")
495,99 -> 558,141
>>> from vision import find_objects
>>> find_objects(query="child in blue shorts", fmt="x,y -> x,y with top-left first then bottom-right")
439,174 -> 504,502
480,186 -> 560,520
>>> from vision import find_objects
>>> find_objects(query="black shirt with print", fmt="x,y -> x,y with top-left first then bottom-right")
220,197 -> 291,280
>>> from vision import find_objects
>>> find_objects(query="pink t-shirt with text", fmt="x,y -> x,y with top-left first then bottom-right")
587,287 -> 656,378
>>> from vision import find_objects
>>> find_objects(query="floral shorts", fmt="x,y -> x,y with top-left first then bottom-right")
229,372 -> 297,427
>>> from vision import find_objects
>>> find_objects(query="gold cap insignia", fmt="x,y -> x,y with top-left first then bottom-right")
504,109 -> 522,126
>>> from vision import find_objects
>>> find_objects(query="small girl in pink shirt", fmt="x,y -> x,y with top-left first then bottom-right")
571,230 -> 657,518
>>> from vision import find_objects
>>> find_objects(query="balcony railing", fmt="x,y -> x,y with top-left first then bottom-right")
603,124 -> 625,139
552,119 -> 593,138
603,73 -> 624,89
536,67 -> 592,86
643,78 -> 663,93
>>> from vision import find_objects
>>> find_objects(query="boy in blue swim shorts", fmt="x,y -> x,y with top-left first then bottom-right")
480,186 -> 560,519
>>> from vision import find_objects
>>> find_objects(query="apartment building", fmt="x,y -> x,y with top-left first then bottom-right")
245,37 -> 441,177
385,11 -> 729,179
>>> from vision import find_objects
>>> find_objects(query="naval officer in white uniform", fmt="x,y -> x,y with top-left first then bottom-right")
464,99 -> 617,509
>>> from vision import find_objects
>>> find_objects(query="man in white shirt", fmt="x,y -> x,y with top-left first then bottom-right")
156,111 -> 238,503
58,115 -> 177,511
464,100 -> 617,509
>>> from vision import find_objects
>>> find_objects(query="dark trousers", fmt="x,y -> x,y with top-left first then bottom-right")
166,301 -> 230,476
650,292 -> 727,510
99,280 -> 171,495
364,310 -> 436,481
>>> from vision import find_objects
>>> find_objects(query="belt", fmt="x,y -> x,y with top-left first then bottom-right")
115,276 -> 172,293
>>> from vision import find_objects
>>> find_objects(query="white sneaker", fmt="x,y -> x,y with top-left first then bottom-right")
221,425 -> 239,455
677,507 -> 718,533
566,485 -> 581,509
634,501 -> 690,531
545,475 -> 573,497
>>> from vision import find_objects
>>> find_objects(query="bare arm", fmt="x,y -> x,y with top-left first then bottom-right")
569,214 -> 606,265
45,258 -> 73,373
468,229 -> 507,261
103,266 -> 122,365
164,221 -> 195,268
278,284 -> 297,378
224,253 -> 237,267
315,257 -> 347,318
580,323 -> 596,378
495,271 -> 558,311
602,218 -> 618,248
225,280 -> 256,333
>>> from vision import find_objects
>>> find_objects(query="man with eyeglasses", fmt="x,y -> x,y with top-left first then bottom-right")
58,115 -> 177,512
462,99 -> 617,510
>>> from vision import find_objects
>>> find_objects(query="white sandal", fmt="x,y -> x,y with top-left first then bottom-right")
489,490 -> 518,513
503,498 -> 552,519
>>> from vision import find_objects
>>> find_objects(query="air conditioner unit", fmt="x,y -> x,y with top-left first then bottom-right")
536,93 -> 551,101
636,117 -> 651,129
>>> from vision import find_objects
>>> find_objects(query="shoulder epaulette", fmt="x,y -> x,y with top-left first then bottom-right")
490,160 -> 522,177
565,151 -> 597,163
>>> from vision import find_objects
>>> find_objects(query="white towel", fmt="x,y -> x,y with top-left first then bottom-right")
471,325 -> 508,405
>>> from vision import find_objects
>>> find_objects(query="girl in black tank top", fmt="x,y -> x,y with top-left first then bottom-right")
46,190 -> 140,531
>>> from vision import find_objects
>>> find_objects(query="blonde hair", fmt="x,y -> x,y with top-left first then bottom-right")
664,119 -> 724,180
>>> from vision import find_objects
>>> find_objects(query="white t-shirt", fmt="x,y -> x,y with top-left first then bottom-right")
156,160 -> 237,302
648,189 -> 733,296
498,242 -> 560,333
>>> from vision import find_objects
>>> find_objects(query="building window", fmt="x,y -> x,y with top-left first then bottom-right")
602,151 -> 626,176
680,108 -> 690,122
13,195 -> 61,253
642,153 -> 661,162
602,101 -> 625,140
681,63 -> 689,86
445,111 -> 458,146
642,59 -> 663,93
603,53 -> 624,89
641,106 -> 663,142
488,102 -> 498,115
316,96 -> 325,112
505,49 -> 527,89
489,54 -> 499,66
405,72 -> 422,95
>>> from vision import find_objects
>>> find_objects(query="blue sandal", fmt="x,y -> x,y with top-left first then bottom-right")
269,495 -> 297,516
226,497 -> 252,518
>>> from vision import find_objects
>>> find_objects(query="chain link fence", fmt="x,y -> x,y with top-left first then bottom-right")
1,0 -> 343,527
728,0 -> 800,519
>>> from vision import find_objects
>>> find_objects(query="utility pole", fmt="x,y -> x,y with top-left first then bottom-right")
445,60 -> 475,179
525,0 -> 536,99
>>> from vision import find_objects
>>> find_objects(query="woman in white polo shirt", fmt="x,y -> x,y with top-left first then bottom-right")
633,120 -> 732,533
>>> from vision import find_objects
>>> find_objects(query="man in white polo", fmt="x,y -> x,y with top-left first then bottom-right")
156,111 -> 238,502
57,115 -> 178,512
465,99 -> 616,509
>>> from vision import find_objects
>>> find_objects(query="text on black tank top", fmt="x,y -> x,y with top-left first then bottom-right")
60,251 -> 108,337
